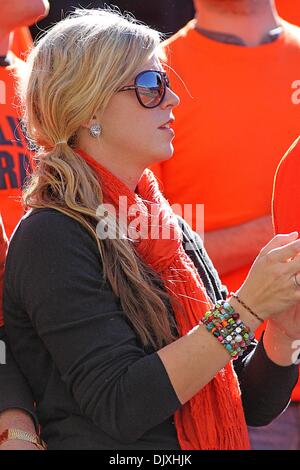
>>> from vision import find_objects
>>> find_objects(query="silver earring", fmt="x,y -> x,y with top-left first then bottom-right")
89,123 -> 102,138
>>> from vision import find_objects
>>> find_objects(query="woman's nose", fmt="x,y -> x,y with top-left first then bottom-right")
161,87 -> 180,109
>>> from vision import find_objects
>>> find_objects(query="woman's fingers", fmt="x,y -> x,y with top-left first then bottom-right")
259,232 -> 298,257
239,234 -> 300,320
285,255 -> 300,276
266,238 -> 300,264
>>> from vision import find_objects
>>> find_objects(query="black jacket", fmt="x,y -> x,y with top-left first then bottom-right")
0,208 -> 298,449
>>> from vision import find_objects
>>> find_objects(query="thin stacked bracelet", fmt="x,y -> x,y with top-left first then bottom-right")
230,292 -> 264,324
199,300 -> 255,360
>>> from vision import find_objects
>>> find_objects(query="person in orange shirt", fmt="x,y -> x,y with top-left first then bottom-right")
0,0 -> 49,238
276,0 -> 300,26
241,136 -> 300,450
151,0 -> 300,294
151,0 -> 300,292
249,137 -> 300,450
273,137 -> 300,247
149,0 -> 300,449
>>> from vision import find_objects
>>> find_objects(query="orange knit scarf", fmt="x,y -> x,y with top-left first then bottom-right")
77,149 -> 250,450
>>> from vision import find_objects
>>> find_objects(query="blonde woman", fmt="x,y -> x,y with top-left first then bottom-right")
0,9 -> 299,450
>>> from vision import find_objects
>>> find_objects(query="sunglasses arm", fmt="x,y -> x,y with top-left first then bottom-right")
118,86 -> 136,92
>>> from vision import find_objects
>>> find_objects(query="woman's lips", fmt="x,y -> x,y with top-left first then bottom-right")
158,126 -> 175,136
158,118 -> 175,130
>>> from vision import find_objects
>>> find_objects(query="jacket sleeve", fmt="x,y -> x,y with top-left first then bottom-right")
4,210 -> 181,445
179,217 -> 299,426
0,326 -> 38,428
0,214 -> 38,428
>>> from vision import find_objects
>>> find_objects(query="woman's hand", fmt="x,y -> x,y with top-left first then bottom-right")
237,232 -> 300,321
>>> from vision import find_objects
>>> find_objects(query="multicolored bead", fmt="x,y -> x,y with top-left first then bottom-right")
199,299 -> 254,361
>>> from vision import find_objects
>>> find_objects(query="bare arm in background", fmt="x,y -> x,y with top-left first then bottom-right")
203,215 -> 274,276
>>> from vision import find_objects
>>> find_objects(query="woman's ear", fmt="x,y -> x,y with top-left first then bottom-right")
81,115 -> 98,130
80,115 -> 102,139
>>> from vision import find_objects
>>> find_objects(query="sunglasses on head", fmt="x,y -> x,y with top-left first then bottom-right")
118,69 -> 171,109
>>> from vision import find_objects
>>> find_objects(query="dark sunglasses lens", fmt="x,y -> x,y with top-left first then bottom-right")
136,72 -> 165,108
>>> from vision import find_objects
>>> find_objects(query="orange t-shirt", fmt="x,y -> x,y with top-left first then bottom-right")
272,136 -> 300,402
150,19 -> 300,292
276,0 -> 300,26
11,27 -> 33,59
0,214 -> 8,328
0,55 -> 31,238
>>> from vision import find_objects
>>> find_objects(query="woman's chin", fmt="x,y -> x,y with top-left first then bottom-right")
151,145 -> 174,164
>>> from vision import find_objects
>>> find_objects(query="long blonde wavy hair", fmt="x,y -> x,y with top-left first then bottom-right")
20,8 -> 179,350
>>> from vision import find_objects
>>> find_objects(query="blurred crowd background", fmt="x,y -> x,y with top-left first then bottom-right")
29,1 -> 195,39
28,1 -> 300,40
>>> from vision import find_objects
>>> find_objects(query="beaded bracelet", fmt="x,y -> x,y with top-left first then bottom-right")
199,300 -> 255,360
